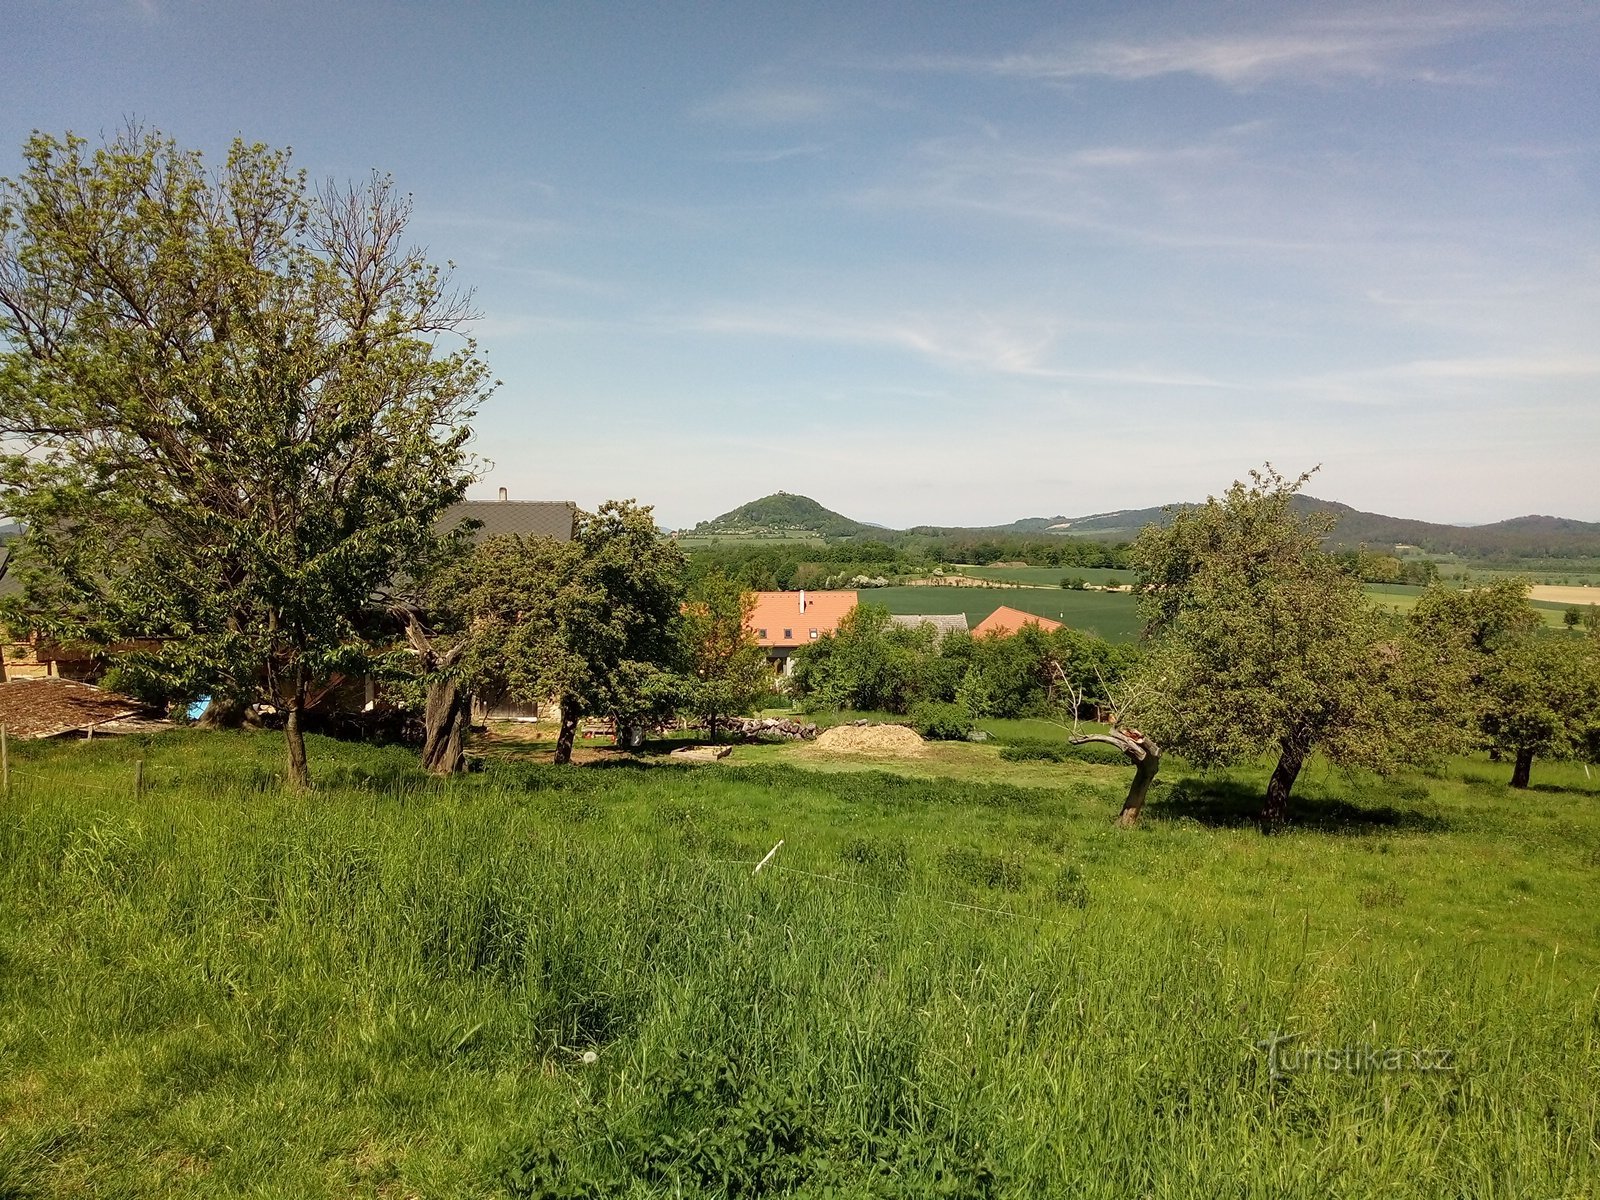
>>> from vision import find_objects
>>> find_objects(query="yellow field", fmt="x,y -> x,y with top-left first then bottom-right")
1526,584 -> 1600,606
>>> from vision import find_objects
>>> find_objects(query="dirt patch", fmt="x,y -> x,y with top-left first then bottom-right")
813,723 -> 926,757
670,745 -> 732,762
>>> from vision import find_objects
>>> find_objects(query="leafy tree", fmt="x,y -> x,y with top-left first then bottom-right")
453,502 -> 683,764
0,127 -> 488,787
680,573 -> 771,740
1412,580 -> 1600,787
957,625 -> 1136,721
790,604 -> 962,713
1130,466 -> 1463,828
1564,605 -> 1582,630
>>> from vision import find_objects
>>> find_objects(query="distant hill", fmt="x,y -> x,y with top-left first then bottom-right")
691,493 -> 874,539
1028,498 -> 1600,557
690,494 -> 1600,558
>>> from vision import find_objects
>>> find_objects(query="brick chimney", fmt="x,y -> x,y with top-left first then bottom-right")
497,487 -> 508,501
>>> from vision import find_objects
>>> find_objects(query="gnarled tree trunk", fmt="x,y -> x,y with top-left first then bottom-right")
284,668 -> 312,790
1261,736 -> 1309,831
1072,729 -> 1161,827
399,606 -> 472,775
1509,745 -> 1534,789
420,675 -> 472,774
554,702 -> 579,765
198,696 -> 249,729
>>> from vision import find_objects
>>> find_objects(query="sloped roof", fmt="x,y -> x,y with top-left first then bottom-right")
972,605 -> 1063,637
442,498 -> 577,542
747,591 -> 858,648
0,678 -> 152,738
888,613 -> 969,634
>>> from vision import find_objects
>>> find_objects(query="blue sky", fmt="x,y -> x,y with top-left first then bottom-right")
3,1 -> 1597,527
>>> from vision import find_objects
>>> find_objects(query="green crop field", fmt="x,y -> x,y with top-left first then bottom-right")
953,566 -> 1131,587
0,730 -> 1596,1196
873,585 -> 1143,643
1363,583 -> 1574,630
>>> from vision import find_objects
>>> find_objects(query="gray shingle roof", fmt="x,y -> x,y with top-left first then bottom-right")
441,499 -> 577,542
889,612 -> 969,634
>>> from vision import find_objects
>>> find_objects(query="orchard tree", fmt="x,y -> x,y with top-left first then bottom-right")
680,573 -> 769,741
0,127 -> 489,787
1129,466 -> 1465,829
1412,581 -> 1600,787
454,501 -> 684,764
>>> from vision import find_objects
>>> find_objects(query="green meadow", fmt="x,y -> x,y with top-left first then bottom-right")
1,729 -> 1597,1197
873,586 -> 1142,643
1363,583 -> 1577,630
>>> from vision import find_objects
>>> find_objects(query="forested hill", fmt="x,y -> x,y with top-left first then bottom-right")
691,493 -> 873,538
688,493 -> 1600,559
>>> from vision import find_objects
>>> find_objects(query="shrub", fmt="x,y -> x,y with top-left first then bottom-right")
910,701 -> 974,741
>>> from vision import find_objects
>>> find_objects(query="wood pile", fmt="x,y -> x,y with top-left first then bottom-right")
722,716 -> 819,741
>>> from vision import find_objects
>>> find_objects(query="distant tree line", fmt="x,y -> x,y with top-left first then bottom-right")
682,536 -> 1132,591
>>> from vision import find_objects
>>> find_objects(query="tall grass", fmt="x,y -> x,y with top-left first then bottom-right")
1,731 -> 1596,1196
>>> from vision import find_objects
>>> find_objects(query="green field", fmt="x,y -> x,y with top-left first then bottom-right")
1427,558 -> 1600,587
954,566 -> 1130,588
873,585 -> 1142,643
1363,583 -> 1575,630
2,730 -> 1597,1196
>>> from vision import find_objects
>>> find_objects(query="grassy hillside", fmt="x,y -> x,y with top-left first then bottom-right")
0,731 -> 1595,1196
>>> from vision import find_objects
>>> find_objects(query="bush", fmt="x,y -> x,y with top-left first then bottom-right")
910,701 -> 973,741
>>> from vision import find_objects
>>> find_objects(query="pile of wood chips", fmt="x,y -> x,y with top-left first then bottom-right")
812,723 -> 927,757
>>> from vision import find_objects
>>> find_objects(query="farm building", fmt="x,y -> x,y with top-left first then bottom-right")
972,605 -> 1063,637
888,613 -> 969,635
747,590 -> 858,676
443,490 -> 576,541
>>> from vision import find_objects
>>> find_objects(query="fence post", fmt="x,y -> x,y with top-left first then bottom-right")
1,724 -> 8,794
135,758 -> 144,799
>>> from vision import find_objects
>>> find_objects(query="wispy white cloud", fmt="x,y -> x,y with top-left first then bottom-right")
677,305 -> 1224,387
892,8 -> 1521,87
1271,351 -> 1600,411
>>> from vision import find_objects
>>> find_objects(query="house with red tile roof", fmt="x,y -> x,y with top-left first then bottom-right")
972,605 -> 1063,638
747,590 -> 858,676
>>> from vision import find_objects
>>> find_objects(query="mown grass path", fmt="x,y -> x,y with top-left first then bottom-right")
1,730 -> 1596,1197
